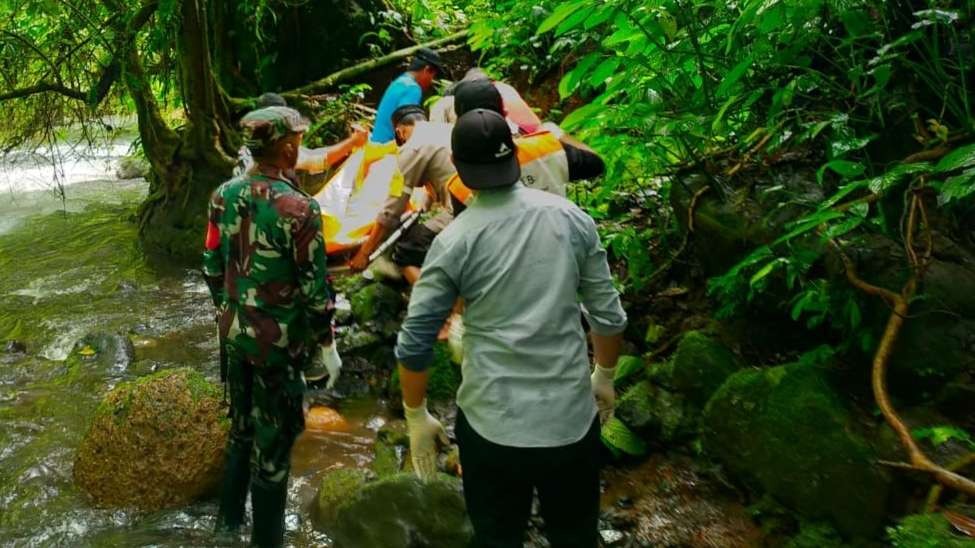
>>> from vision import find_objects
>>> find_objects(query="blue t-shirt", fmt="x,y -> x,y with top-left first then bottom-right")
370,72 -> 422,143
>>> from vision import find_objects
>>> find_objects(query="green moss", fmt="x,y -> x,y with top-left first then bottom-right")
350,283 -> 404,325
785,522 -> 847,548
327,473 -> 472,548
613,355 -> 646,388
313,468 -> 371,529
702,363 -> 891,537
671,331 -> 740,406
888,513 -> 975,548
389,343 -> 461,402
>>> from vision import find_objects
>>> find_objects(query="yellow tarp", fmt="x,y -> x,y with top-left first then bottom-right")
315,141 -> 409,255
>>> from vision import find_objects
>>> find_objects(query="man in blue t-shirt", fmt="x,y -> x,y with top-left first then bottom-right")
370,47 -> 444,143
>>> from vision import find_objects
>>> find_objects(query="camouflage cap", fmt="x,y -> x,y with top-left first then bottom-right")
240,106 -> 309,152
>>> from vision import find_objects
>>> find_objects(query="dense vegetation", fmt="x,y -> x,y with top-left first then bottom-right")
2,0 -> 974,544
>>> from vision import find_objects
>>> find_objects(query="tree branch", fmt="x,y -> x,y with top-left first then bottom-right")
0,82 -> 86,102
277,30 -> 469,100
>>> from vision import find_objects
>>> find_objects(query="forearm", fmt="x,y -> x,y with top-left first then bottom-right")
324,136 -> 359,168
399,366 -> 429,407
356,224 -> 389,260
591,332 -> 623,369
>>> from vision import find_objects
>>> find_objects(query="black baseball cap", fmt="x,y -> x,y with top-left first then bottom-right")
408,47 -> 445,74
451,109 -> 520,190
454,79 -> 503,117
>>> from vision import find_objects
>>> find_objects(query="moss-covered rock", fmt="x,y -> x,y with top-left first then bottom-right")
671,331 -> 740,406
615,380 -> 694,445
73,368 -> 228,510
372,421 -> 409,477
312,468 -> 372,530
701,363 -> 891,538
318,472 -> 473,548
784,521 -> 847,548
350,282 -> 404,325
601,416 -> 648,459
388,343 -> 461,402
887,512 -> 975,548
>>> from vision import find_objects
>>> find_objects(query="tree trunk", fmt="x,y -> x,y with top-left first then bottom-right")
136,0 -> 236,262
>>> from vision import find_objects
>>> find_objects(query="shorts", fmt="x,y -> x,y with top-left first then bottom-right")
391,222 -> 439,268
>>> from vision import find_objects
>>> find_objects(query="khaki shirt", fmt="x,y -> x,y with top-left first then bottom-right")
377,122 -> 456,229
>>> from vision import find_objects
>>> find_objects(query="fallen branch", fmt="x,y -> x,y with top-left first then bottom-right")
925,452 -> 975,512
281,30 -> 469,99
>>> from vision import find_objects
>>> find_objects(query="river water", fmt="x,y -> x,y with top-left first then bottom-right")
0,158 -> 387,546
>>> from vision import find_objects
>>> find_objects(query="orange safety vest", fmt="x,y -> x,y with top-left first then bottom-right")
447,130 -> 569,205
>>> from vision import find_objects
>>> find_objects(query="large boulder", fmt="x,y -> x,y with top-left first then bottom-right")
313,472 -> 472,548
615,380 -> 694,446
73,368 -> 228,510
670,331 -> 740,406
350,282 -> 405,329
701,362 -> 892,538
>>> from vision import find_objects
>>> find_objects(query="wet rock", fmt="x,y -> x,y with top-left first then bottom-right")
322,473 -> 473,548
670,330 -> 740,406
372,421 -> 409,477
312,468 -> 372,529
67,332 -> 135,373
4,340 -> 26,354
73,367 -> 228,510
702,363 -> 892,537
115,154 -> 150,180
350,282 -> 405,326
305,406 -> 351,433
387,342 -> 461,403
615,381 -> 694,446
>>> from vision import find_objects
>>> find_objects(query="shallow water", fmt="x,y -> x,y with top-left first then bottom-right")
0,179 -> 386,547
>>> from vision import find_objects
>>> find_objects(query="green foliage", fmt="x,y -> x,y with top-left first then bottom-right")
912,425 -> 975,450
888,513 -> 975,548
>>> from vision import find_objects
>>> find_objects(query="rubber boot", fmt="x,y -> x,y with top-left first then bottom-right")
250,478 -> 288,548
215,443 -> 251,534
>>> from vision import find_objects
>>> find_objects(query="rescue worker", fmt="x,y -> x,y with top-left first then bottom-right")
369,47 -> 444,143
448,77 -> 605,201
395,109 -> 627,547
234,92 -> 368,177
348,105 -> 456,278
203,106 -> 340,547
430,67 -> 542,134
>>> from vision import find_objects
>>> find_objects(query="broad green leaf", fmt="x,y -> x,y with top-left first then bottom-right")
556,6 -> 594,36
934,143 -> 975,173
717,55 -> 754,98
936,168 -> 975,205
537,1 -> 586,34
816,160 -> 865,184
773,210 -> 845,246
558,54 -> 601,98
584,5 -> 615,30
750,259 -> 784,286
589,58 -> 621,87
867,163 -> 931,194
823,203 -> 868,239
560,102 -> 602,131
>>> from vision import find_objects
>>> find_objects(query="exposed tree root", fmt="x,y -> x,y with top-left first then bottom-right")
644,185 -> 711,288
832,189 -> 975,498
925,452 -> 975,512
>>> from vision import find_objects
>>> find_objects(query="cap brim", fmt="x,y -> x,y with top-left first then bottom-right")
453,155 -> 521,190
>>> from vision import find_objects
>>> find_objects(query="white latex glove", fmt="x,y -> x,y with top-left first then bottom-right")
403,399 -> 448,480
447,315 -> 464,365
591,364 -> 616,424
306,344 -> 342,389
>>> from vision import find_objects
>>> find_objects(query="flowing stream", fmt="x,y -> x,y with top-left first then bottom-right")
0,158 -> 388,546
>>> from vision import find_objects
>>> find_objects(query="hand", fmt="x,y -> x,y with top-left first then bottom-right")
404,399 -> 449,480
349,124 -> 369,148
348,248 -> 371,272
590,364 -> 615,424
305,344 -> 342,390
446,314 -> 464,365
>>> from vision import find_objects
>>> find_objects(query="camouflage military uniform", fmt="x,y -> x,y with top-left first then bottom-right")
203,106 -> 333,546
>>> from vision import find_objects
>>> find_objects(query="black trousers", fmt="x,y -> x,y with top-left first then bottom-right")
456,410 -> 601,548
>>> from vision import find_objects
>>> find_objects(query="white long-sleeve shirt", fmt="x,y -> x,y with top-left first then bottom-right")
395,184 -> 627,447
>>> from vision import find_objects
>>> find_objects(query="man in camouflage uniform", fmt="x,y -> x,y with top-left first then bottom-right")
203,106 -> 339,547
